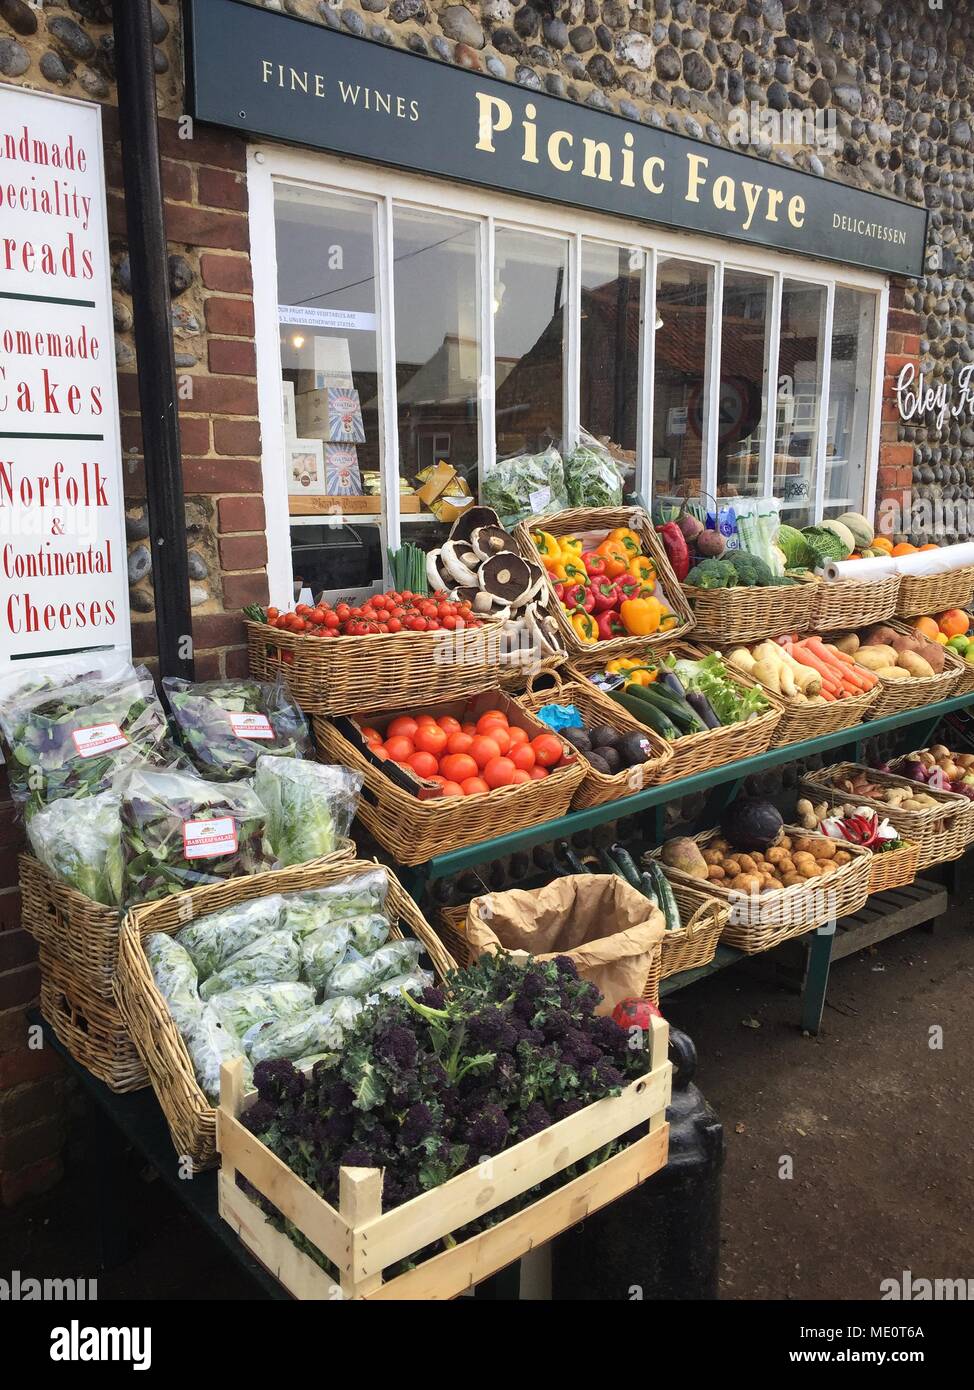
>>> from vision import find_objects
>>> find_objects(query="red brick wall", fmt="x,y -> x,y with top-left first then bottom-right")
875,282 -> 922,539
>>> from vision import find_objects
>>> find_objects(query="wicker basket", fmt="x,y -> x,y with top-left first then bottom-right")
19,841 -> 356,1004
889,748 -> 974,847
946,659 -> 974,698
437,900 -> 664,1004
313,689 -> 584,866
801,763 -> 971,870
857,620 -> 965,719
517,670 -> 673,808
39,950 -> 147,1093
695,641 -> 880,748
652,826 -> 873,954
570,642 -> 782,784
115,858 -> 456,1171
811,572 -> 901,632
513,506 -> 695,659
246,617 -> 508,716
658,882 -> 729,979
791,786 -> 920,893
895,565 -> 974,618
682,573 -> 820,645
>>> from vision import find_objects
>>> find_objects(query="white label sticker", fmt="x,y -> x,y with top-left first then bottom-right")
228,712 -> 274,740
528,486 -> 551,514
71,722 -> 130,758
182,817 -> 239,860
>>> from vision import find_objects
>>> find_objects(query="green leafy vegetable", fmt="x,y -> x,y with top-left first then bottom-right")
670,653 -> 769,725
163,677 -> 310,782
482,445 -> 569,527
800,525 -> 852,567
777,524 -> 814,569
563,431 -> 623,508
685,557 -> 739,589
254,757 -> 361,867
26,789 -> 123,906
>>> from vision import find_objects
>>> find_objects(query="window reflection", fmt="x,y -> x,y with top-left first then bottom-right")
494,228 -> 567,457
653,258 -> 713,507
580,242 -> 641,488
716,269 -> 771,501
776,279 -> 827,528
825,288 -> 877,519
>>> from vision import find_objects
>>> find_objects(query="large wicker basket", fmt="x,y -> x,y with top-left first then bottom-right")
793,787 -> 920,894
517,670 -> 673,808
313,689 -> 584,866
802,763 -> 971,870
513,505 -> 694,659
246,616 -> 507,716
890,748 -> 974,847
39,950 -> 147,1093
652,826 -> 873,954
895,565 -> 974,618
115,859 -> 456,1171
19,841 -> 356,1004
657,881 -> 729,979
682,573 -> 820,644
811,573 -> 900,632
858,620 -> 965,719
570,642 -> 782,784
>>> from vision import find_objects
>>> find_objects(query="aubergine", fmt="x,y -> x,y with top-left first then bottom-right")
685,689 -> 721,729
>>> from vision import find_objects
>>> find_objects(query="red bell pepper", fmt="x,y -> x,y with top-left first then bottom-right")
656,521 -> 690,582
581,550 -> 608,579
616,573 -> 653,602
553,582 -> 566,603
562,581 -> 594,613
596,610 -> 627,640
590,578 -> 622,612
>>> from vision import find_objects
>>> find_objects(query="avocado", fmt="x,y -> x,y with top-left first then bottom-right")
599,746 -> 622,773
589,724 -> 621,749
586,751 -> 612,774
618,732 -> 649,767
563,726 -> 592,753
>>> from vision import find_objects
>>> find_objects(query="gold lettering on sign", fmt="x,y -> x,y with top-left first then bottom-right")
476,93 -> 512,151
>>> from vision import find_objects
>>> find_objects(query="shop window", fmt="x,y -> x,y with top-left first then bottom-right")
393,208 -> 481,539
274,184 -> 385,598
716,269 -> 772,504
493,228 -> 568,459
652,258 -> 713,510
775,279 -> 827,528
579,241 -> 642,492
825,287 -> 877,520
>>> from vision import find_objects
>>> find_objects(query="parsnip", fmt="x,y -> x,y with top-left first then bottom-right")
753,659 -> 782,693
727,647 -> 756,674
759,641 -> 821,694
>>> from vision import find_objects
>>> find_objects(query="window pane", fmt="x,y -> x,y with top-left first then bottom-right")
275,184 -> 384,596
825,288 -> 877,519
494,228 -> 567,457
393,209 -> 481,534
652,258 -> 713,507
775,279 -> 827,528
717,270 -> 771,501
580,242 -> 642,486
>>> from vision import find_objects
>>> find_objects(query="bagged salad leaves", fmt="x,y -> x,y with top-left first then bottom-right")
176,896 -> 284,980
185,1007 -> 253,1102
281,868 -> 389,933
254,757 -> 361,867
198,928 -> 301,1001
367,969 -> 434,1001
208,980 -> 315,1043
482,444 -> 569,527
327,938 -> 425,998
163,677 -> 310,782
0,653 -> 180,813
563,429 -> 624,509
145,933 -> 204,1034
345,913 -> 391,956
248,995 -> 364,1066
299,922 -> 352,993
26,789 -> 123,906
118,767 -> 274,905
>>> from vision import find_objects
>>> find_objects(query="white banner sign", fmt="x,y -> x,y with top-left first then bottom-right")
0,86 -> 130,666
278,303 -> 376,331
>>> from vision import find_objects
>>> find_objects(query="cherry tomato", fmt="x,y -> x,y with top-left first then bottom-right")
461,776 -> 490,796
386,618 -> 402,633
468,735 -> 502,770
387,716 -> 419,740
414,724 -> 448,757
510,743 -> 536,772
384,735 -> 415,761
440,753 -> 479,783
483,756 -> 517,789
531,734 -> 564,768
266,607 -> 279,621
407,750 -> 440,779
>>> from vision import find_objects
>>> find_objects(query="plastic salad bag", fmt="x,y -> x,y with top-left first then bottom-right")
280,869 -> 389,935
145,933 -> 204,1034
345,913 -> 391,956
367,969 -> 434,1001
254,758 -> 361,867
299,922 -> 352,993
185,1007 -> 252,1102
0,653 -> 179,813
327,938 -> 425,998
163,677 -> 310,782
208,980 -> 315,1043
482,444 -> 569,527
118,767 -> 274,904
26,789 -> 123,906
175,896 -> 285,980
198,928 -> 301,1001
563,430 -> 625,509
247,995 -> 364,1066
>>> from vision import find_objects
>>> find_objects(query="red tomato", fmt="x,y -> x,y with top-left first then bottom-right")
510,743 -> 536,772
507,726 -> 529,748
531,733 -> 564,768
461,776 -> 490,796
440,753 -> 479,784
486,725 -> 511,755
511,769 -> 532,784
414,724 -> 448,757
387,716 -> 419,740
468,735 -> 502,770
371,747 -> 388,761
483,756 -> 517,789
360,727 -> 382,744
476,710 -> 509,735
439,780 -> 465,797
384,735 -> 415,762
461,722 -> 478,736
437,715 -> 462,735
528,765 -> 549,780
415,712 -> 437,726
407,750 -> 440,779
445,731 -> 474,757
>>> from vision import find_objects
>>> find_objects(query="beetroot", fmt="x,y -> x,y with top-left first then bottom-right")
677,512 -> 705,545
695,529 -> 726,559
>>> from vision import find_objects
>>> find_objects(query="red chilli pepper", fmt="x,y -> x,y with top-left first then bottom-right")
656,521 -> 690,582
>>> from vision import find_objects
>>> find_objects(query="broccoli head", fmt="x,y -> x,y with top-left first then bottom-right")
685,558 -> 738,590
725,551 -> 773,586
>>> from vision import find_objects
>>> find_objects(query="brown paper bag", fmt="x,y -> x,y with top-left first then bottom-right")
465,874 -> 665,1014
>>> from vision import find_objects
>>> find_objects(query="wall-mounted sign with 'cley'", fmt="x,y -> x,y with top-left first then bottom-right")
184,0 -> 928,280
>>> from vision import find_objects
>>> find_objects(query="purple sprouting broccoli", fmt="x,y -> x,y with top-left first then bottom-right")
253,1058 -> 305,1105
464,1103 -> 510,1154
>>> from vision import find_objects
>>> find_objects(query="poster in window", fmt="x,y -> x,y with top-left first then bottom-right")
281,380 -> 296,439
313,335 -> 354,390
325,443 -> 364,496
326,386 -> 366,443
287,438 -> 326,495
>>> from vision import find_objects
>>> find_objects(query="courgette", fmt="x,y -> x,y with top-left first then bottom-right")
557,841 -> 590,875
597,848 -> 627,880
622,681 -> 706,733
610,843 -> 643,891
642,859 -> 681,932
608,687 -> 679,739
638,871 -> 660,910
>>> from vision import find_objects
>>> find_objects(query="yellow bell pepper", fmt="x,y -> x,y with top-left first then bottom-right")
628,554 -> 657,585
608,527 -> 642,558
532,531 -> 562,564
657,610 -> 680,633
606,656 -> 639,674
620,596 -> 663,637
625,667 -> 657,686
571,610 -> 599,644
549,558 -> 588,583
560,536 -> 584,558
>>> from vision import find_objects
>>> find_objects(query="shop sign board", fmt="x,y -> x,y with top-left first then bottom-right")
186,0 -> 928,279
0,85 -> 130,667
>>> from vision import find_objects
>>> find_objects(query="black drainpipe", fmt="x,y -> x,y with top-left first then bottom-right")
113,0 -> 194,679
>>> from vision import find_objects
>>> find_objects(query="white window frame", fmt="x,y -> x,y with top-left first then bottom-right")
248,145 -> 890,607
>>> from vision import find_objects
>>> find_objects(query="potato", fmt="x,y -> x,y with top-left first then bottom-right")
767,846 -> 789,865
833,633 -> 860,655
854,645 -> 898,671
798,861 -> 820,879
777,857 -> 796,877
731,873 -> 763,894
863,624 -> 900,647
763,876 -> 785,892
723,858 -> 742,878
737,854 -> 759,874
782,873 -> 805,887
814,839 -> 837,859
791,837 -> 817,856
816,862 -> 837,878
897,650 -> 935,679
711,838 -> 731,853
878,665 -> 911,680
792,851 -> 818,871
703,849 -> 724,866
833,849 -> 852,864
707,865 -> 726,882
779,835 -> 792,851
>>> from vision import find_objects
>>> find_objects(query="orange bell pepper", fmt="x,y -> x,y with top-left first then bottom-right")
620,596 -> 663,636
596,540 -> 629,578
608,527 -> 642,558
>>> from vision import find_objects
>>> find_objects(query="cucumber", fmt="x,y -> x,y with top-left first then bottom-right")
610,843 -> 643,891
638,871 -> 660,910
597,848 -> 627,880
642,859 -> 681,932
608,688 -> 679,739
557,841 -> 590,875
627,683 -> 707,734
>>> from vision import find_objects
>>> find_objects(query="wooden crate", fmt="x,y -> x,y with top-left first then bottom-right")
217,1013 -> 672,1300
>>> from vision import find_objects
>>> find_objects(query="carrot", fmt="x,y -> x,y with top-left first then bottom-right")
791,644 -> 842,694
808,638 -> 878,689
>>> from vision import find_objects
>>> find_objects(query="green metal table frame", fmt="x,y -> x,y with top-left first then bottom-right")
397,691 -> 972,1033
